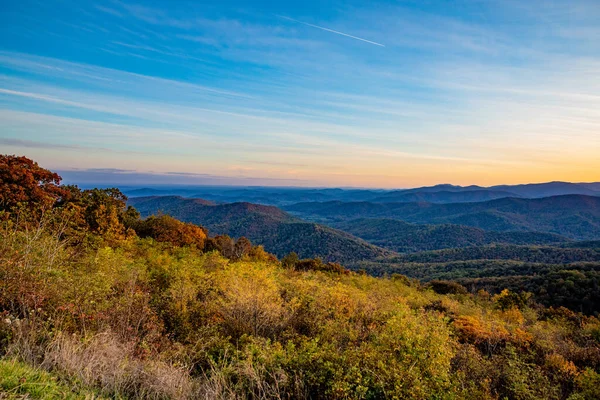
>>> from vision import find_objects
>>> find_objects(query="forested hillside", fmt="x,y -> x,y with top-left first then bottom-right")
2,155 -> 600,400
390,244 -> 600,264
330,218 -> 567,252
129,196 -> 393,263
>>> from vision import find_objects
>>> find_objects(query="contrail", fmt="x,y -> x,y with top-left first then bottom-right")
279,15 -> 385,47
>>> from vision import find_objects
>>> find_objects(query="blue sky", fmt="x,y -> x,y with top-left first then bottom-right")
1,0 -> 599,187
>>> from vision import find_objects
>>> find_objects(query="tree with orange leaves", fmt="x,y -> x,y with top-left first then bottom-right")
0,155 -> 67,211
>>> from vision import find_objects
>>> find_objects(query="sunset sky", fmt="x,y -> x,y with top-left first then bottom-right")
1,0 -> 599,188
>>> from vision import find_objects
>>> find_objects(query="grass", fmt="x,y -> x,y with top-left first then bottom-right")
0,359 -> 100,399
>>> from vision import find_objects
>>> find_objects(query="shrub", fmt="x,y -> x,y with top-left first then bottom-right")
294,258 -> 348,274
215,263 -> 292,339
493,289 -> 531,311
428,280 -> 468,295
573,368 -> 600,400
135,215 -> 207,250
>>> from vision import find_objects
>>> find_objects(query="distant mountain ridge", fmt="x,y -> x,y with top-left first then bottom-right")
489,181 -> 600,198
122,181 -> 600,206
371,189 -> 521,203
400,184 -> 488,193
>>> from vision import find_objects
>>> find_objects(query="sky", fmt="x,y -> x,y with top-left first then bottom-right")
0,0 -> 599,188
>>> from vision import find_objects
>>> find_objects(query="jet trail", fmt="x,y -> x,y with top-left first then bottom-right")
279,16 -> 385,47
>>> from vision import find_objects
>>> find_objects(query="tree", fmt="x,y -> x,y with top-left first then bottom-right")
248,245 -> 278,263
205,235 -> 235,258
282,252 -> 299,269
427,280 -> 468,295
493,289 -> 531,311
0,155 -> 67,211
232,237 -> 252,261
61,188 -> 131,240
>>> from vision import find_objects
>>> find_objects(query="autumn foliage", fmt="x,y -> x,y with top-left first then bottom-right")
134,214 -> 207,249
0,154 -> 67,211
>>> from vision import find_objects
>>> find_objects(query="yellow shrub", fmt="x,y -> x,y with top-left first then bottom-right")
214,262 -> 292,338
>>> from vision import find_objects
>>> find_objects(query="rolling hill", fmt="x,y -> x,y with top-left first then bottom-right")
128,196 -> 394,263
330,218 -> 568,253
387,243 -> 600,264
285,195 -> 600,240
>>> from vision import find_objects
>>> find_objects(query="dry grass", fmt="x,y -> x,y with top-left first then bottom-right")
43,332 -> 196,399
6,328 -> 198,399
196,359 -> 303,400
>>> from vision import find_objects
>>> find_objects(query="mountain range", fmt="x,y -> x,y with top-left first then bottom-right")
121,181 -> 600,206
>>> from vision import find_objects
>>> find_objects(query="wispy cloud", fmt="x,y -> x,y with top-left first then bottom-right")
0,138 -> 81,150
278,15 -> 385,47
0,136 -> 152,156
94,5 -> 123,18
0,52 -> 251,98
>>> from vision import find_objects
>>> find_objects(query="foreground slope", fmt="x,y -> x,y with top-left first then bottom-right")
129,196 -> 393,263
3,211 -> 600,399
